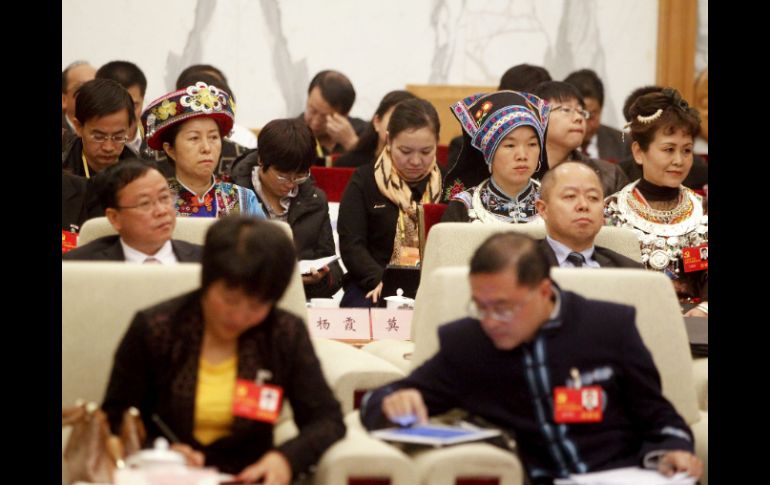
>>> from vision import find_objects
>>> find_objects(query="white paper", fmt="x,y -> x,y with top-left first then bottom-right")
554,467 -> 696,485
299,255 -> 340,275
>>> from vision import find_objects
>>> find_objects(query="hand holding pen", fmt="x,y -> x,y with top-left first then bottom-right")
152,414 -> 205,467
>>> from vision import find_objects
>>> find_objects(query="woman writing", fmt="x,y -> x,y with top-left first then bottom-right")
102,216 -> 344,483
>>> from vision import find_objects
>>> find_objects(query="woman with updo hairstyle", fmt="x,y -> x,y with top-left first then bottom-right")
142,83 -> 265,218
337,98 -> 442,307
334,90 -> 417,168
605,88 -> 708,316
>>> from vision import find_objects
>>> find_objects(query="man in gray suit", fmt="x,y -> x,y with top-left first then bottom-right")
535,162 -> 640,269
63,159 -> 202,263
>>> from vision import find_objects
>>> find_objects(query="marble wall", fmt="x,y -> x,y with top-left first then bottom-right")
63,0 -> 660,133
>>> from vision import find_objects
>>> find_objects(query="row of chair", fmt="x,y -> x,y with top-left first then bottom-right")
63,219 -> 708,484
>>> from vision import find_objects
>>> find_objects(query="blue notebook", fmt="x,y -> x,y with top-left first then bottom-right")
371,424 -> 501,446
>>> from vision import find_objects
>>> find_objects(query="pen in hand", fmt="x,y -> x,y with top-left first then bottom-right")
151,413 -> 181,443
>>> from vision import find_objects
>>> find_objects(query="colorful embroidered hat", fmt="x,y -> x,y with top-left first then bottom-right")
442,90 -> 550,201
142,82 -> 235,150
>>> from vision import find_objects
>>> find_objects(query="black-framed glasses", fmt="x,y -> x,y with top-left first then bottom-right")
117,193 -> 175,212
552,105 -> 591,120
467,290 -> 537,322
274,171 -> 311,185
87,132 -> 130,144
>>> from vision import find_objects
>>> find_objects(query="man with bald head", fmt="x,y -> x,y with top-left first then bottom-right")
535,162 -> 641,268
62,61 -> 97,147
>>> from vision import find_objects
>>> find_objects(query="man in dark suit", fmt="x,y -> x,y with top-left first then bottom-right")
360,233 -> 702,483
535,162 -> 641,269
63,160 -> 202,263
564,69 -> 631,162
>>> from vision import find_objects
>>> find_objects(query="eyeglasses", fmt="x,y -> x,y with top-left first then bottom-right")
87,132 -> 130,144
467,290 -> 537,322
117,193 -> 175,212
551,105 -> 591,120
274,171 -> 311,185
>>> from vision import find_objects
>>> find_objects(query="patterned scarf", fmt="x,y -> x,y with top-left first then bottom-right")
373,148 -> 442,266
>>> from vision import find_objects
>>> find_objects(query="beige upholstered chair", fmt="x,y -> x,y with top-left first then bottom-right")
362,223 -> 643,371
62,260 -> 407,483
78,216 -> 217,247
409,266 -> 708,485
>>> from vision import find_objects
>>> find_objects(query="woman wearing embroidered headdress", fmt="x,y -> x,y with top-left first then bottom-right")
605,88 -> 708,316
141,82 -> 265,218
441,91 -> 550,224
337,98 -> 442,307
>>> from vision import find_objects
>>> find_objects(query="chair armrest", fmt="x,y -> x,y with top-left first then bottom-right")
692,358 -> 708,411
314,424 -> 417,485
691,411 -> 708,485
360,340 -> 415,374
312,338 -> 406,414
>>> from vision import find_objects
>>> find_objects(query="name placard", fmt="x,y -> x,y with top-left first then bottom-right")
370,308 -> 413,341
307,308 -> 372,340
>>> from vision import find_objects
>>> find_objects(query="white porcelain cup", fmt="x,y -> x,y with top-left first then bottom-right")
310,298 -> 339,308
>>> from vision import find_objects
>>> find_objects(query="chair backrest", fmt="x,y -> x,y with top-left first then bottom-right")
417,203 -> 448,260
310,166 -> 356,203
419,222 -> 641,284
62,258 -> 308,408
410,267 -> 700,425
406,84 -> 496,145
78,216 -> 216,246
436,144 -> 449,169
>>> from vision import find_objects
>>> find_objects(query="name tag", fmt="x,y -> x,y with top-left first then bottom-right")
682,244 -> 708,273
553,386 -> 603,423
62,230 -> 78,253
232,379 -> 283,423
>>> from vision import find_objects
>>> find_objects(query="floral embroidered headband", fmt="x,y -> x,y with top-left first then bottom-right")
142,82 -> 235,150
450,90 -> 550,167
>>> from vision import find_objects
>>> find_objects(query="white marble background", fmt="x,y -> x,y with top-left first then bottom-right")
63,0 -> 680,133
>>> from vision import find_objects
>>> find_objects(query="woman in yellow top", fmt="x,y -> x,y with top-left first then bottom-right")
102,216 -> 344,483
337,98 -> 443,307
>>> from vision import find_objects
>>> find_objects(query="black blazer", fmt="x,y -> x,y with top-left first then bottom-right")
361,289 -> 693,481
102,290 -> 344,475
230,151 -> 344,298
538,238 -> 642,269
62,235 -> 202,262
595,125 -> 631,161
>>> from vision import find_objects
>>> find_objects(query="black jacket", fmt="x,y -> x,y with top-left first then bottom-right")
337,163 -> 401,291
361,289 -> 693,482
62,235 -> 202,262
231,151 -> 344,298
102,290 -> 345,475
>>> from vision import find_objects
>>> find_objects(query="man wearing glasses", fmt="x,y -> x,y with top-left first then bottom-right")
532,81 -> 628,197
360,232 -> 701,483
62,78 -> 137,178
63,160 -> 202,263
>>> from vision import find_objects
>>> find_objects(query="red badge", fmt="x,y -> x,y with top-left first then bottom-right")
232,379 -> 283,423
553,386 -> 603,423
62,230 -> 78,254
682,244 -> 708,273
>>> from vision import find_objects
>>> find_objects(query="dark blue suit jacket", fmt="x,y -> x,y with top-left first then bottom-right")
360,289 -> 693,482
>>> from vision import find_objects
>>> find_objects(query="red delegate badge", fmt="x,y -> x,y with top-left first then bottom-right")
553,386 -> 603,423
232,379 -> 283,423
62,230 -> 78,253
682,244 -> 708,273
